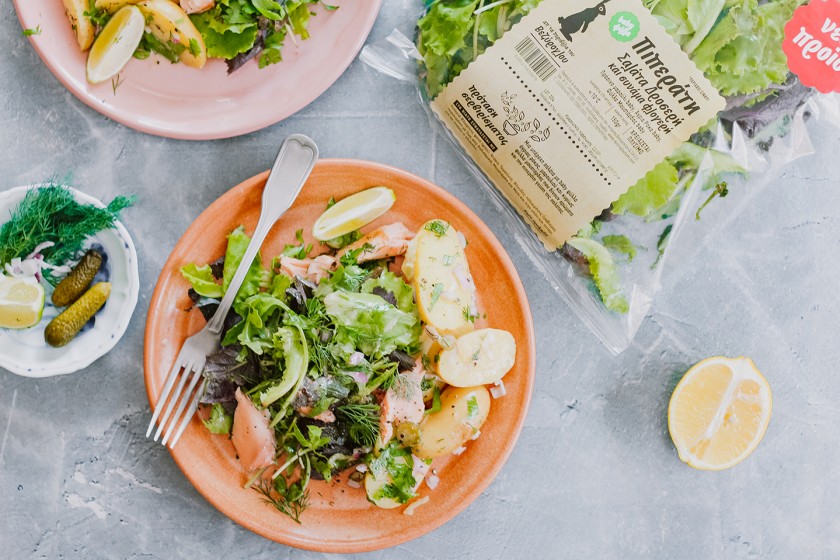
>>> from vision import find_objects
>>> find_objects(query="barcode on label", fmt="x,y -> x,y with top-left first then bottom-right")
515,37 -> 557,81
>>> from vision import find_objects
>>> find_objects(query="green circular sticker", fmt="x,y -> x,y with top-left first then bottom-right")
610,12 -> 640,42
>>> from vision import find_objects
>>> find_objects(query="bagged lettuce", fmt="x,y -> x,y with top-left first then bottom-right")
361,0 -> 839,353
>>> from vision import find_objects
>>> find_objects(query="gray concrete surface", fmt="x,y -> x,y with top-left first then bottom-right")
2,0 -> 839,558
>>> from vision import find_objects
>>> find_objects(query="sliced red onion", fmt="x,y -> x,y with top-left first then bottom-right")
490,382 -> 507,399
457,231 -> 467,248
355,464 -> 368,473
470,430 -> 481,441
345,370 -> 369,385
451,446 -> 467,456
426,474 -> 440,489
25,241 -> 54,261
348,352 -> 365,366
347,479 -> 361,489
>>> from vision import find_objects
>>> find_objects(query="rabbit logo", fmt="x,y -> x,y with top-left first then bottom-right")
557,0 -> 611,42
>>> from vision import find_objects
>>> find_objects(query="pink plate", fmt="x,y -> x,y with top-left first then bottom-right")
13,0 -> 382,140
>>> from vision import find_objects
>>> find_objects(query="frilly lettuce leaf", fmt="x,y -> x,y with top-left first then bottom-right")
361,271 -> 417,315
191,9 -> 258,59
566,238 -> 629,314
691,0 -> 804,96
181,263 -> 224,298
612,161 -> 680,217
222,226 -> 265,306
324,291 -> 421,359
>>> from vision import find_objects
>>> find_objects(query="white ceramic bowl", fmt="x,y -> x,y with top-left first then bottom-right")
0,186 -> 139,377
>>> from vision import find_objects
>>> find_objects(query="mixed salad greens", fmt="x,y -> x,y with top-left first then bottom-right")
417,0 -> 812,314
181,191 -> 516,522
65,0 -> 335,79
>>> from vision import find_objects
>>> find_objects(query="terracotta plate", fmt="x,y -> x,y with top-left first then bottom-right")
144,160 -> 535,552
13,0 -> 381,139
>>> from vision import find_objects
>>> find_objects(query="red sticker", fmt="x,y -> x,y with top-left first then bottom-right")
784,0 -> 840,93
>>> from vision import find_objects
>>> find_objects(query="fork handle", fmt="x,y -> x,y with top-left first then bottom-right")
207,134 -> 319,335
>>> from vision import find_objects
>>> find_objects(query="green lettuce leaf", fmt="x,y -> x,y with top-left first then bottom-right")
203,403 -> 233,434
361,272 -> 417,315
602,235 -> 637,262
180,263 -> 224,298
324,291 -> 421,358
223,226 -> 264,307
191,10 -> 258,59
611,161 -> 679,217
566,238 -> 629,313
418,0 -> 480,57
692,0 -> 803,96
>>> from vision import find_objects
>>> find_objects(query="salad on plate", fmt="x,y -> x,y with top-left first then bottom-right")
179,186 -> 517,521
62,0 -> 337,83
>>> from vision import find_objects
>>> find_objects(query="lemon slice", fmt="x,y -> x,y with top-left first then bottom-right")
312,187 -> 396,241
86,5 -> 145,84
0,276 -> 46,329
668,356 -> 772,471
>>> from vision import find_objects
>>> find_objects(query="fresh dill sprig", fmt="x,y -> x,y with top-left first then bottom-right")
0,180 -> 134,283
254,476 -> 309,524
336,403 -> 380,448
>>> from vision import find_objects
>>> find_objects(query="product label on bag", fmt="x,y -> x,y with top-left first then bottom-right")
430,0 -> 726,250
783,0 -> 840,93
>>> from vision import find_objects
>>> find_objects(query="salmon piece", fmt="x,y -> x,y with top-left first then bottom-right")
296,406 -> 336,423
180,0 -> 214,14
379,359 -> 425,446
278,255 -> 337,285
279,256 -> 310,280
339,223 -> 415,264
307,255 -> 338,284
231,388 -> 275,472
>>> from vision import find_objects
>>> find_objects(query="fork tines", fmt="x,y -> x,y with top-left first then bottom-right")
146,356 -> 207,448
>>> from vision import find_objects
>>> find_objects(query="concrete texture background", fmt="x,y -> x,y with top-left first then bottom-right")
1,0 -> 839,558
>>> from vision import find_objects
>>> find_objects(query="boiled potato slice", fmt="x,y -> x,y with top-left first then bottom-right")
63,0 -> 96,51
437,328 -> 516,387
95,0 -> 141,12
414,386 -> 490,459
137,0 -> 207,68
365,451 -> 430,509
413,220 -> 477,337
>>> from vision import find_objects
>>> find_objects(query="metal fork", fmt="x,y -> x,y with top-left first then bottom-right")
146,134 -> 319,448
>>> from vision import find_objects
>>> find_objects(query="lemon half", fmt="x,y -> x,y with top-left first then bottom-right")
668,356 -> 772,471
0,275 -> 46,329
86,5 -> 145,84
312,186 -> 396,241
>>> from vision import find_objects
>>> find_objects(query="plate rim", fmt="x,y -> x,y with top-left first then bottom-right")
0,185 -> 140,378
143,159 -> 535,552
11,1 -> 383,140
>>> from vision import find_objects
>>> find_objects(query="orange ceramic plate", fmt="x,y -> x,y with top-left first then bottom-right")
144,159 -> 535,552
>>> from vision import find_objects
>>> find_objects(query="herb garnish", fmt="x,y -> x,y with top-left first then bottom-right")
22,26 -> 41,36
466,395 -> 479,419
0,181 -> 134,283
429,283 -> 443,310
424,220 -> 449,238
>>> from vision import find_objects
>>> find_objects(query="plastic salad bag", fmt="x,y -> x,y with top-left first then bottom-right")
361,0 -> 840,354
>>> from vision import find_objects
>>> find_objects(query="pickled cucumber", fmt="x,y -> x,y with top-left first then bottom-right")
45,282 -> 111,347
52,250 -> 103,307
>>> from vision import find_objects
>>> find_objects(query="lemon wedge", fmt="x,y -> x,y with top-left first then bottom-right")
312,187 -> 396,241
86,5 -> 145,84
668,356 -> 772,471
0,275 -> 46,329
